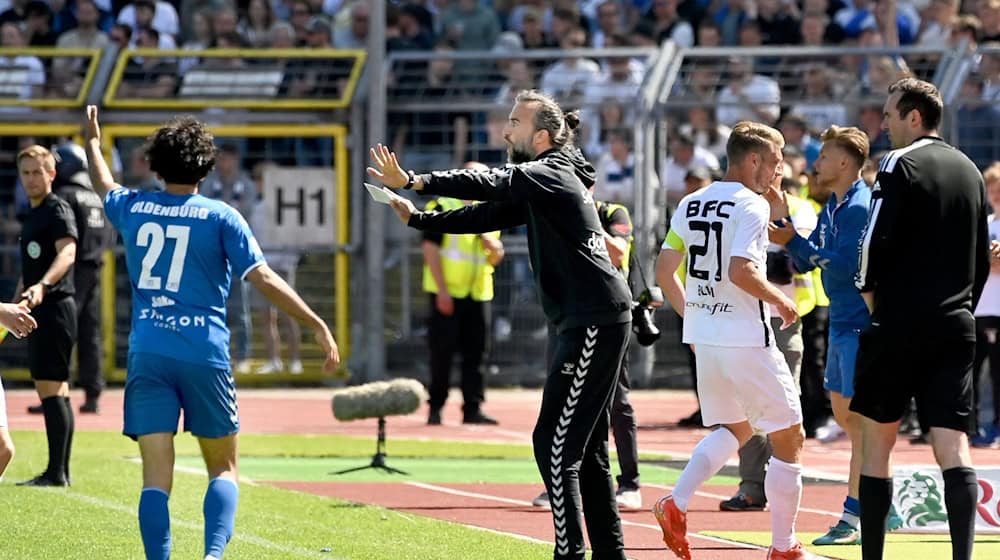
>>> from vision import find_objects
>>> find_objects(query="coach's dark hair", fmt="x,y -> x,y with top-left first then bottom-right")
888,77 -> 943,131
144,116 -> 217,185
515,89 -> 580,148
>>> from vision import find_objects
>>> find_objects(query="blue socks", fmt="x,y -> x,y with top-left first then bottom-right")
204,477 -> 239,558
139,487 -> 171,560
841,495 -> 861,527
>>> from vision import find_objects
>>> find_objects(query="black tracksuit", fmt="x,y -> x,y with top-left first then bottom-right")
410,147 -> 632,560
54,179 -> 112,401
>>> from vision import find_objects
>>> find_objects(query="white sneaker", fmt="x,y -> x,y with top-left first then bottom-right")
615,488 -> 642,510
255,360 -> 283,375
289,359 -> 303,374
235,360 -> 252,374
818,421 -> 847,444
531,490 -> 550,508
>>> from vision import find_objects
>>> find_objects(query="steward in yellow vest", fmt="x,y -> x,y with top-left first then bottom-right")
421,197 -> 504,425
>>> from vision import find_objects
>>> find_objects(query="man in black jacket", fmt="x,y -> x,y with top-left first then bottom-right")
27,143 -> 110,414
853,77 -> 990,560
369,90 -> 632,560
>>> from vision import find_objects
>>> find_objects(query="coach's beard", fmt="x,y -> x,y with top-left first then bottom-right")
507,139 -> 535,164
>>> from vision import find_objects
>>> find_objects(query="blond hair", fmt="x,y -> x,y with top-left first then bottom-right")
16,145 -> 56,171
726,121 -> 784,165
820,125 -> 870,168
984,161 -> 1000,185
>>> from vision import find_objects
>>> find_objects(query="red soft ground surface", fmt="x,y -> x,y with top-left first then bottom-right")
6,387 -> 995,559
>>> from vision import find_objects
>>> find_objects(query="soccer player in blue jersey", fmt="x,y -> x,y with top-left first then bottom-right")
83,106 -> 340,560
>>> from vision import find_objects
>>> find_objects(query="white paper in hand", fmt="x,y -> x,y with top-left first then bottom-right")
365,183 -> 394,204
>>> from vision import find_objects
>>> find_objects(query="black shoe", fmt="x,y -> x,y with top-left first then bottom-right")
427,409 -> 442,425
79,399 -> 100,414
719,493 -> 766,511
678,409 -> 702,427
17,474 -> 68,487
909,432 -> 930,445
463,412 -> 498,425
26,403 -> 43,415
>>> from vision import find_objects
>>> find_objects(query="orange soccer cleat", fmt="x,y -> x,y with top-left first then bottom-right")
653,495 -> 691,560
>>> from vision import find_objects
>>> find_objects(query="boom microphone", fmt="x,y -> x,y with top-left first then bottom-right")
332,378 -> 428,421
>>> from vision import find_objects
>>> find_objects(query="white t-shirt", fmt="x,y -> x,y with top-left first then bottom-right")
976,215 -> 1000,317
715,75 -> 781,126
664,181 -> 774,347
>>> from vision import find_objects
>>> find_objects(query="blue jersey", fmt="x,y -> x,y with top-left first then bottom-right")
786,180 -> 872,331
105,187 -> 265,368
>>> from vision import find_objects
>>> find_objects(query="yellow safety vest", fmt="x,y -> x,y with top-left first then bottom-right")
787,195 -> 817,317
421,197 -> 499,302
801,193 -> 831,308
600,202 -> 632,277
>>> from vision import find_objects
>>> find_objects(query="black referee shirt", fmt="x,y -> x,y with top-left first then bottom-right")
856,136 -> 989,334
20,193 -> 78,298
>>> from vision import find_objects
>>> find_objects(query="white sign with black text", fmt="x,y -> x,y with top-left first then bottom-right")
260,167 -> 336,247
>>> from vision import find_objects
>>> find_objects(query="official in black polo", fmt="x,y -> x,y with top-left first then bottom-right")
26,143 -> 111,415
14,145 -> 79,487
853,77 -> 990,560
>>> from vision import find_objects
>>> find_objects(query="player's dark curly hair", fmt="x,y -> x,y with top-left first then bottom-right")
144,116 -> 217,185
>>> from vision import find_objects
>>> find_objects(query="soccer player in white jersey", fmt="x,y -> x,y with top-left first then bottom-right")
653,121 -> 826,560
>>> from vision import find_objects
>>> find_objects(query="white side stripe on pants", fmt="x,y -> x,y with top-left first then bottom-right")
551,326 -> 598,556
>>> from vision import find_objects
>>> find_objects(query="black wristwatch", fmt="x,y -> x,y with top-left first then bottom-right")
402,171 -> 415,190
39,281 -> 53,293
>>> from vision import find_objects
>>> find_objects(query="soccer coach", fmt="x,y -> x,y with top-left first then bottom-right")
369,90 -> 633,560
853,77 -> 990,560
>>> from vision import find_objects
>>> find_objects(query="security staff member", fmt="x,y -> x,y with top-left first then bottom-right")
423,192 -> 504,426
853,77 -> 990,560
14,145 -> 79,487
370,90 -> 633,560
26,143 -> 110,414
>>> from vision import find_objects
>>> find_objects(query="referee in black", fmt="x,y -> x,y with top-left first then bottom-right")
14,145 -> 79,487
369,90 -> 632,560
25,144 -> 110,414
853,77 -> 990,560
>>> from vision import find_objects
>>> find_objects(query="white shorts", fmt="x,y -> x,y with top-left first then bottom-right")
0,377 -> 7,428
695,343 -> 803,433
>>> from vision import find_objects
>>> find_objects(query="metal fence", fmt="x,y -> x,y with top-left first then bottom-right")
0,42 -> 995,388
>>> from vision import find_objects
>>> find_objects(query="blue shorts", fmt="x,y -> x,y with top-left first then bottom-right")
825,327 -> 861,398
124,352 -> 239,439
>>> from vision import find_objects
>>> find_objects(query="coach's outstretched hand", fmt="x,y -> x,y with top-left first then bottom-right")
85,105 -> 101,143
366,143 -> 410,188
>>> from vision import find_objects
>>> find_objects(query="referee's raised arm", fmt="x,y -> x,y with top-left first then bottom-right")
83,105 -> 121,199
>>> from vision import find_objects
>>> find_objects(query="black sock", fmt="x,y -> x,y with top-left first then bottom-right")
40,396 -> 69,482
859,474 -> 892,560
62,397 -> 75,483
943,467 -> 977,560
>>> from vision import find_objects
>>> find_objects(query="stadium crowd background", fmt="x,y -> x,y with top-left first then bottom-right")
0,0 -> 998,427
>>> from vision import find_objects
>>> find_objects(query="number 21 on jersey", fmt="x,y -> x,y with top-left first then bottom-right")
137,222 -> 190,292
685,199 -> 734,283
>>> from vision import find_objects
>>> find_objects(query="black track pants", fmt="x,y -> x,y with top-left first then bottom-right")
533,322 -> 630,560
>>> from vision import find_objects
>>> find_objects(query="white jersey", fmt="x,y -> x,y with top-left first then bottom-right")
976,215 -> 1000,317
665,181 -> 774,347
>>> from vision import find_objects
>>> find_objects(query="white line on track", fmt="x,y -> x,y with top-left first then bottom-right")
642,482 -> 842,520
403,481 -> 768,552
